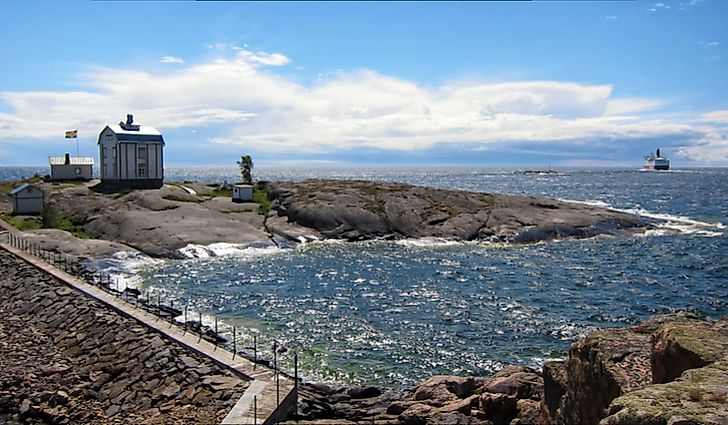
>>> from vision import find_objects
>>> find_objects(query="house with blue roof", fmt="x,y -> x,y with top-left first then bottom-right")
98,114 -> 165,189
10,183 -> 44,215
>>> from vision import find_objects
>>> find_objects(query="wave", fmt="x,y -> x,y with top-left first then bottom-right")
86,250 -> 161,292
395,237 -> 465,248
560,198 -> 725,238
177,241 -> 281,259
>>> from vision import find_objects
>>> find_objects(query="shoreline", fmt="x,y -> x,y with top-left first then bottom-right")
2,176 -> 727,423
0,177 -> 674,260
3,239 -> 725,424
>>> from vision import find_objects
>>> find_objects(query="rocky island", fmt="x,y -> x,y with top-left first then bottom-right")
1,178 -> 654,260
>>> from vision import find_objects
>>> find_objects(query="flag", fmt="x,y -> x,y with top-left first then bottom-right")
65,129 -> 78,139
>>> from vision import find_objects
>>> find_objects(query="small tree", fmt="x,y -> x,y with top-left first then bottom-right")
237,155 -> 254,184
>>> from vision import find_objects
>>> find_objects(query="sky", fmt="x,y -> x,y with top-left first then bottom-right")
1,0 -> 727,167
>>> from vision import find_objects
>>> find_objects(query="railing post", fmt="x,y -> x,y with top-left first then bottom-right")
233,326 -> 236,360
294,350 -> 299,418
198,312 -> 202,343
183,305 -> 188,336
254,334 -> 257,370
214,317 -> 218,350
274,341 -> 279,406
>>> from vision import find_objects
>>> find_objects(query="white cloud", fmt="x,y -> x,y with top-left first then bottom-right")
237,50 -> 291,66
648,2 -> 671,12
698,41 -> 720,48
605,16 -> 618,21
0,50 -> 722,164
677,130 -> 728,164
699,110 -> 728,123
161,56 -> 185,64
605,98 -> 665,115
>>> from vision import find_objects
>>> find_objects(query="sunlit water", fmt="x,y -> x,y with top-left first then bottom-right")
3,166 -> 727,387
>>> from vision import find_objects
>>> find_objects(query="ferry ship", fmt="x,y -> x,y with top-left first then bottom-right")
644,148 -> 670,170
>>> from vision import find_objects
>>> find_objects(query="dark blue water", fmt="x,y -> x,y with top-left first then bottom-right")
4,166 -> 727,387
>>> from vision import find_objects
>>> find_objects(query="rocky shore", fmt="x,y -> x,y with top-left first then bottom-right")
1,178 -> 656,260
267,179 -> 650,243
0,247 -> 248,424
292,312 -> 728,425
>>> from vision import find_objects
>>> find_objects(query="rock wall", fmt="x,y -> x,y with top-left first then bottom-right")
0,247 -> 248,424
543,313 -> 728,425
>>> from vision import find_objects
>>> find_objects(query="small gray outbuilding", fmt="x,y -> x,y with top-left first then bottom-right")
49,153 -> 94,181
232,184 -> 253,203
9,183 -> 44,215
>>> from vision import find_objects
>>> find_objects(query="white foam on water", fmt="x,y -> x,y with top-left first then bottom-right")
558,198 -> 725,238
177,241 -> 281,259
90,250 -> 161,292
395,237 -> 464,248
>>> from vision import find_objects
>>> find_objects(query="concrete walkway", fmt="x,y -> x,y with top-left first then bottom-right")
0,242 -> 297,425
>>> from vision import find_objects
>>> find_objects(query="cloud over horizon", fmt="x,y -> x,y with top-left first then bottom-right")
0,49 -> 725,165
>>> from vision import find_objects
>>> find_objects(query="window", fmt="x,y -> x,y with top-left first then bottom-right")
105,134 -> 113,140
138,146 -> 147,160
138,164 -> 147,178
74,167 -> 81,175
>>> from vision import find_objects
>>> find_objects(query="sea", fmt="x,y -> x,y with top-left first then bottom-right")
2,166 -> 727,388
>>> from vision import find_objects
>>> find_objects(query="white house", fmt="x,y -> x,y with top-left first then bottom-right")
98,114 -> 164,189
232,184 -> 253,202
49,153 -> 94,181
10,183 -> 44,215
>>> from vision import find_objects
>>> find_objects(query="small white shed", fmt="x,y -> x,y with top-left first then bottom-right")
232,184 -> 253,203
10,183 -> 44,215
49,153 -> 94,181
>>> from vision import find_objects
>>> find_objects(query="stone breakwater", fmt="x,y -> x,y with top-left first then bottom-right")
0,247 -> 249,424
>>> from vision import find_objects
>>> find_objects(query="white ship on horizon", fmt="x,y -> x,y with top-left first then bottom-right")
644,148 -> 670,171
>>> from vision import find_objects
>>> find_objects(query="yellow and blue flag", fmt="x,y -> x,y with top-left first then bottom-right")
65,129 -> 78,139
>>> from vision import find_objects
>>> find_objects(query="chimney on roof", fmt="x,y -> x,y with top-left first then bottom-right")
119,113 -> 140,131
64,153 -> 70,165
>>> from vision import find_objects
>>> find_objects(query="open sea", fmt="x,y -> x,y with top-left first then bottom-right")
2,166 -> 727,387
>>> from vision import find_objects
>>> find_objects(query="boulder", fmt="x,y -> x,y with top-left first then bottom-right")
600,360 -> 728,425
540,361 -> 567,423
347,386 -> 383,399
652,320 -> 728,384
511,399 -> 541,425
413,375 -> 481,404
398,403 -> 434,425
434,395 -> 478,416
479,392 -> 518,425
555,325 -> 654,425
483,366 -> 542,400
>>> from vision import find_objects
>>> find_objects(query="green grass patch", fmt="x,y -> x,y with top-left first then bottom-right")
41,207 -> 91,238
0,213 -> 42,231
1,210 -> 90,238
253,187 -> 271,216
52,217 -> 92,238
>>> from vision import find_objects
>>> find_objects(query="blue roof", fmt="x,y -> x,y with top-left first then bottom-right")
9,183 -> 41,195
116,133 -> 165,144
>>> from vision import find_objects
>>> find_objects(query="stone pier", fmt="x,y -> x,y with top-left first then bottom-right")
0,243 -> 296,424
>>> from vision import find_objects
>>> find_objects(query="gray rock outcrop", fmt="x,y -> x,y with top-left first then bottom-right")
267,179 -> 650,243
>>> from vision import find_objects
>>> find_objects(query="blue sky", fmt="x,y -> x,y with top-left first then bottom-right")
1,0 -> 727,167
